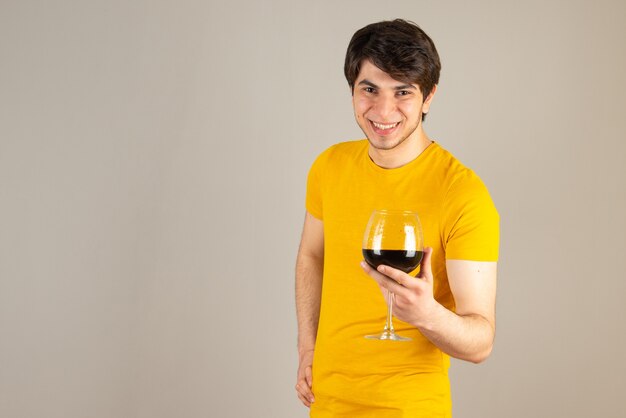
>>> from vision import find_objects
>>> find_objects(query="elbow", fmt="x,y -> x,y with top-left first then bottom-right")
467,318 -> 496,364
467,344 -> 493,364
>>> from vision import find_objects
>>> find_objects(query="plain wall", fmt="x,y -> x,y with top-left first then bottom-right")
1,0 -> 625,417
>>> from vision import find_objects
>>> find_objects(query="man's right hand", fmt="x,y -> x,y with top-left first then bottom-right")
295,349 -> 315,407
295,212 -> 323,408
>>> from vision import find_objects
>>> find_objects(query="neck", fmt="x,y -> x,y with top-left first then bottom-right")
368,128 -> 432,169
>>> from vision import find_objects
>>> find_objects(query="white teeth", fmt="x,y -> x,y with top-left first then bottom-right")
372,121 -> 398,130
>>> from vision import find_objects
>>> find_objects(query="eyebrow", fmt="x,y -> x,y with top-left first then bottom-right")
357,79 -> 417,90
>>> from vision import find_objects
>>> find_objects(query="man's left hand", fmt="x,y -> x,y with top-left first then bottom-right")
360,247 -> 438,329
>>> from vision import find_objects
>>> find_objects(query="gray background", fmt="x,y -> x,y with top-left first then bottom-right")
1,0 -> 625,417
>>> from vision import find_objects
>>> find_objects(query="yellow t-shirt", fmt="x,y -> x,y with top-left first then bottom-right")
305,140 -> 499,417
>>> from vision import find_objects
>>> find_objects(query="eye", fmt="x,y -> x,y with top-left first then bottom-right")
363,87 -> 376,94
397,90 -> 411,96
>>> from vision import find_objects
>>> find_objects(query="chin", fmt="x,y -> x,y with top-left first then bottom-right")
367,136 -> 405,151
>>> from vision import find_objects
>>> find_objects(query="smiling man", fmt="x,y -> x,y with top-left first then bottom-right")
295,19 -> 499,417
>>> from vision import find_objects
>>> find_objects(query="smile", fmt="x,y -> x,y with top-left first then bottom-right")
371,121 -> 400,130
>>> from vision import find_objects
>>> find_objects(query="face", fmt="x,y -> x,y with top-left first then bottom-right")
352,60 -> 434,152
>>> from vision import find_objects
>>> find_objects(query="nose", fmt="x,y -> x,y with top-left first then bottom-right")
372,93 -> 396,120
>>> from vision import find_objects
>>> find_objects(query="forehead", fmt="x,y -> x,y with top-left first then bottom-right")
356,60 -> 416,87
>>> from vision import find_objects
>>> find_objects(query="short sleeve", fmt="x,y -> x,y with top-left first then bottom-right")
441,171 -> 499,261
305,149 -> 328,220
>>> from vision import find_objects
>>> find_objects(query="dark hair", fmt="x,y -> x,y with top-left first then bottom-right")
344,19 -> 441,108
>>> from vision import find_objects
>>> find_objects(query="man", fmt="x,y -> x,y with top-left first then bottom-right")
295,19 -> 499,417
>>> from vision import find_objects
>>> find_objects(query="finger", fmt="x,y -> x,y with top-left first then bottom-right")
376,264 -> 416,291
417,247 -> 434,283
296,378 -> 315,403
360,261 -> 406,295
378,284 -> 389,301
360,260 -> 390,285
296,390 -> 311,407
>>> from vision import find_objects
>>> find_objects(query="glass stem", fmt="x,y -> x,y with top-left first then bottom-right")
386,292 -> 395,334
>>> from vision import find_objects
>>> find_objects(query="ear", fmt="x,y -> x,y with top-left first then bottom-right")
422,85 -> 437,115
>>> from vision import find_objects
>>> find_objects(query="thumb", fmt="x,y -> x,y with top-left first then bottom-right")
305,366 -> 313,387
418,247 -> 434,283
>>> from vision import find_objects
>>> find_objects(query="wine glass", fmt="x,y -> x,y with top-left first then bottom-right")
362,209 -> 424,341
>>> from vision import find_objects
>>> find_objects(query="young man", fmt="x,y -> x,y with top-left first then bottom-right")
295,19 -> 499,417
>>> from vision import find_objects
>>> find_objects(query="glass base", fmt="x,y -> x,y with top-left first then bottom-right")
365,330 -> 412,341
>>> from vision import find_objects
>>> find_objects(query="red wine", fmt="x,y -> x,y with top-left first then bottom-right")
362,249 -> 423,273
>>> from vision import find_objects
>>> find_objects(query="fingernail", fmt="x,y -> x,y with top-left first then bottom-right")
360,261 -> 367,269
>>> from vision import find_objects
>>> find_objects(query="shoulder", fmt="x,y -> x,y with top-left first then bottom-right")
433,145 -> 500,260
429,143 -> 491,198
314,139 -> 367,161
309,139 -> 368,171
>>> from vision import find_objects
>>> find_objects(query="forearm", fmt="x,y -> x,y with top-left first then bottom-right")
417,302 -> 495,363
295,253 -> 323,354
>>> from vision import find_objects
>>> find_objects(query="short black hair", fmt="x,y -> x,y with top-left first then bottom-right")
345,19 -> 441,105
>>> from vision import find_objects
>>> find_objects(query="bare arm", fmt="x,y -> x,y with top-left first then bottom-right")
295,211 -> 324,406
417,257 -> 497,363
361,247 -> 497,363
